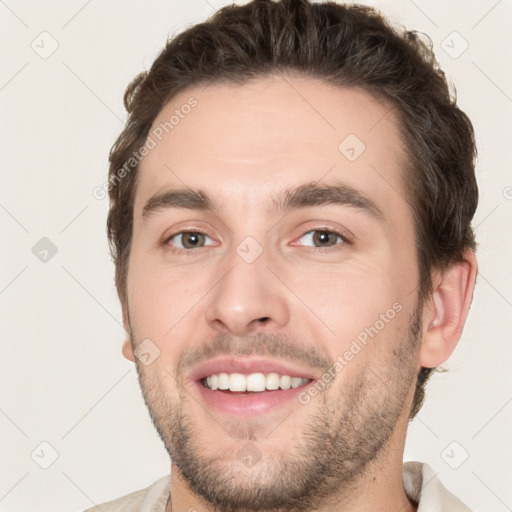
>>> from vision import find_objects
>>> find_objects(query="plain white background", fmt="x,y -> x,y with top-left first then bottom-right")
1,0 -> 511,510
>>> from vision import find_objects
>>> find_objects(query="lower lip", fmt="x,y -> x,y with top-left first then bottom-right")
194,380 -> 313,416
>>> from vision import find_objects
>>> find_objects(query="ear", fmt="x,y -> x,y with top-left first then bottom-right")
419,249 -> 477,368
120,299 -> 135,362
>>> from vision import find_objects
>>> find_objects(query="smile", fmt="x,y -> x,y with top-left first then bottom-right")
191,357 -> 317,416
202,372 -> 311,392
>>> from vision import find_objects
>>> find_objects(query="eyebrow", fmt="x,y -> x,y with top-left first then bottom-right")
141,181 -> 384,223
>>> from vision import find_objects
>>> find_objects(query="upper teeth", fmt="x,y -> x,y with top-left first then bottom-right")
204,373 -> 309,392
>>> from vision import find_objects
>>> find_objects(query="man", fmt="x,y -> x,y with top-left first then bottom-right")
87,0 -> 478,510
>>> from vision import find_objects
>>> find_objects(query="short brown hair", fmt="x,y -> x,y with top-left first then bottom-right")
106,0 -> 478,418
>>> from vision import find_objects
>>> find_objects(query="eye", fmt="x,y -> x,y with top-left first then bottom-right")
296,229 -> 348,249
165,231 -> 215,250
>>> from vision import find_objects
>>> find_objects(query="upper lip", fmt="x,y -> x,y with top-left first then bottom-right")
189,356 -> 320,383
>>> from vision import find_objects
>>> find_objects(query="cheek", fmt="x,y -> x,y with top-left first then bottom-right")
287,252 -> 417,371
293,259 -> 405,327
127,249 -> 197,346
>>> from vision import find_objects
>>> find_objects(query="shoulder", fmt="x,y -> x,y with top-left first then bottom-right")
403,461 -> 472,511
82,474 -> 171,512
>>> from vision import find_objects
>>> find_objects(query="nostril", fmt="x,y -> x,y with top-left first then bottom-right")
257,317 -> 270,323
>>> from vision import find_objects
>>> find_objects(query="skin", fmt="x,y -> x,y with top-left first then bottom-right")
120,74 -> 477,511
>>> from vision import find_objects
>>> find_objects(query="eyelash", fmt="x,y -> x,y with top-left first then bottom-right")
163,228 -> 352,255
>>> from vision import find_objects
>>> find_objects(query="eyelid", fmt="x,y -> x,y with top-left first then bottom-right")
164,229 -> 216,249
291,224 -> 354,246
161,221 -> 218,244
290,231 -> 351,253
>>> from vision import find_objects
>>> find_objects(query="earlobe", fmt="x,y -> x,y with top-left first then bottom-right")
122,338 -> 135,362
419,250 -> 477,368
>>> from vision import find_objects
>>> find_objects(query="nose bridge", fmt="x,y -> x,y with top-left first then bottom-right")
204,236 -> 290,336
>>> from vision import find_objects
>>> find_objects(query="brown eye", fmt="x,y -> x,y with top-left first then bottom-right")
312,231 -> 339,247
298,230 -> 346,248
167,231 -> 212,250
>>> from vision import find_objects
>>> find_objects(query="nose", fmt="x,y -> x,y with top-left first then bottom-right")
204,247 -> 290,337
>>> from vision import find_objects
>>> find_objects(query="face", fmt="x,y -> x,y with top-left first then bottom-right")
124,75 -> 423,510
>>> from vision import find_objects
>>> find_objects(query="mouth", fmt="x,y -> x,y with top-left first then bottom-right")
190,357 -> 317,416
201,372 -> 310,393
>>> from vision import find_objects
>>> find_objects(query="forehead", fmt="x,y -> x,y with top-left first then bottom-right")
134,75 -> 409,220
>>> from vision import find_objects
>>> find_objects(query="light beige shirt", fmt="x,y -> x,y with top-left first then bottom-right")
83,461 -> 472,511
